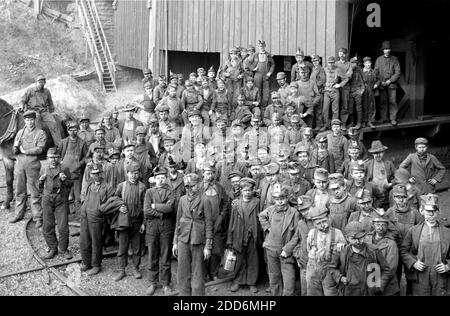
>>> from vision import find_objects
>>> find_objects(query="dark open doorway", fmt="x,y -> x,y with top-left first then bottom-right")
168,51 -> 220,80
350,0 -> 450,117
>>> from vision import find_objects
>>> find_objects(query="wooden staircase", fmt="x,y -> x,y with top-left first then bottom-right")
76,0 -> 116,93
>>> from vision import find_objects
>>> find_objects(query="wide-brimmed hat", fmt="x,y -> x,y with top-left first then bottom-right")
368,140 -> 388,153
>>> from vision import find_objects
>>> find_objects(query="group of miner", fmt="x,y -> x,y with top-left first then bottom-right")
7,38 -> 450,296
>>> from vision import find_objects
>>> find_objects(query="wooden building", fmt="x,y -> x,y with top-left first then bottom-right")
113,0 -> 450,126
114,0 -> 349,82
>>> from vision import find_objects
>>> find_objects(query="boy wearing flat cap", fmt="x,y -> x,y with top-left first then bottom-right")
361,56 -> 378,129
113,161 -> 147,282
202,163 -> 229,282
57,121 -> 88,214
326,119 -> 349,171
364,214 -> 400,296
259,186 -> 300,296
304,206 -> 346,296
180,109 -> 211,163
230,94 -> 252,129
39,147 -> 73,260
286,162 -> 312,199
181,80 -> 205,126
295,145 -> 317,187
81,144 -> 108,198
173,173 -> 213,296
311,134 -> 336,173
227,177 -> 260,293
242,77 -> 261,114
143,166 -> 176,295
276,72 -> 290,105
79,166 -> 115,276
243,114 -> 269,160
330,221 -> 392,296
263,92 -> 285,127
399,137 -> 446,195
346,163 -> 384,209
327,173 -> 357,232
400,194 -> 450,296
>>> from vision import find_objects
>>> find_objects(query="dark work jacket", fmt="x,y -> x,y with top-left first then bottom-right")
400,222 -> 450,282
227,197 -> 260,253
173,194 -> 213,249
39,165 -> 73,198
143,184 -> 175,220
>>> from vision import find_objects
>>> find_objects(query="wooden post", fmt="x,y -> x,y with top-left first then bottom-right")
148,0 -> 157,72
33,0 -> 40,17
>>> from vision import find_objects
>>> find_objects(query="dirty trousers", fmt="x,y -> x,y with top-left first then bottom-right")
306,261 -> 338,296
117,220 -> 142,269
146,218 -> 174,286
80,217 -> 103,267
177,242 -> 206,296
14,158 -> 42,221
266,249 -> 296,296
42,194 -> 69,252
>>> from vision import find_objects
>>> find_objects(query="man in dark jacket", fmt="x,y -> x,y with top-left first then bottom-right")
330,221 -> 393,296
172,173 -> 213,296
113,162 -> 147,282
39,147 -> 73,259
374,41 -> 401,126
400,194 -> 450,296
399,137 -> 446,195
144,166 -> 176,295
227,177 -> 260,293
58,121 -> 88,214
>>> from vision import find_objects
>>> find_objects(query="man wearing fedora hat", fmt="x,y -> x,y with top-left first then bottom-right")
330,221 -> 392,296
365,140 -> 396,209
57,121 -> 88,214
9,110 -> 47,226
304,205 -> 346,296
399,137 -> 446,195
39,147 -> 73,259
227,177 -> 260,293
400,194 -> 450,296
374,41 -> 401,126
249,40 -> 275,109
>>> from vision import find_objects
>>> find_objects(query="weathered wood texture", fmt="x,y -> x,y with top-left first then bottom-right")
114,0 -> 149,69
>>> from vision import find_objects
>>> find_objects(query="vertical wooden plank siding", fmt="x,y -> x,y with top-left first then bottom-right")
116,0 -> 348,75
114,0 -> 149,69
316,0 -> 327,58
306,0 -> 317,54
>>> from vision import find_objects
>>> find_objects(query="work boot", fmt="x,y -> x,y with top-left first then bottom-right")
80,264 -> 92,272
9,216 -> 23,224
230,283 -> 239,292
131,266 -> 142,279
35,219 -> 43,229
62,250 -> 73,260
250,285 -> 258,293
163,286 -> 175,296
87,266 -> 101,276
146,284 -> 156,296
368,122 -> 375,129
391,120 -> 398,126
43,248 -> 58,260
113,269 -> 126,281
